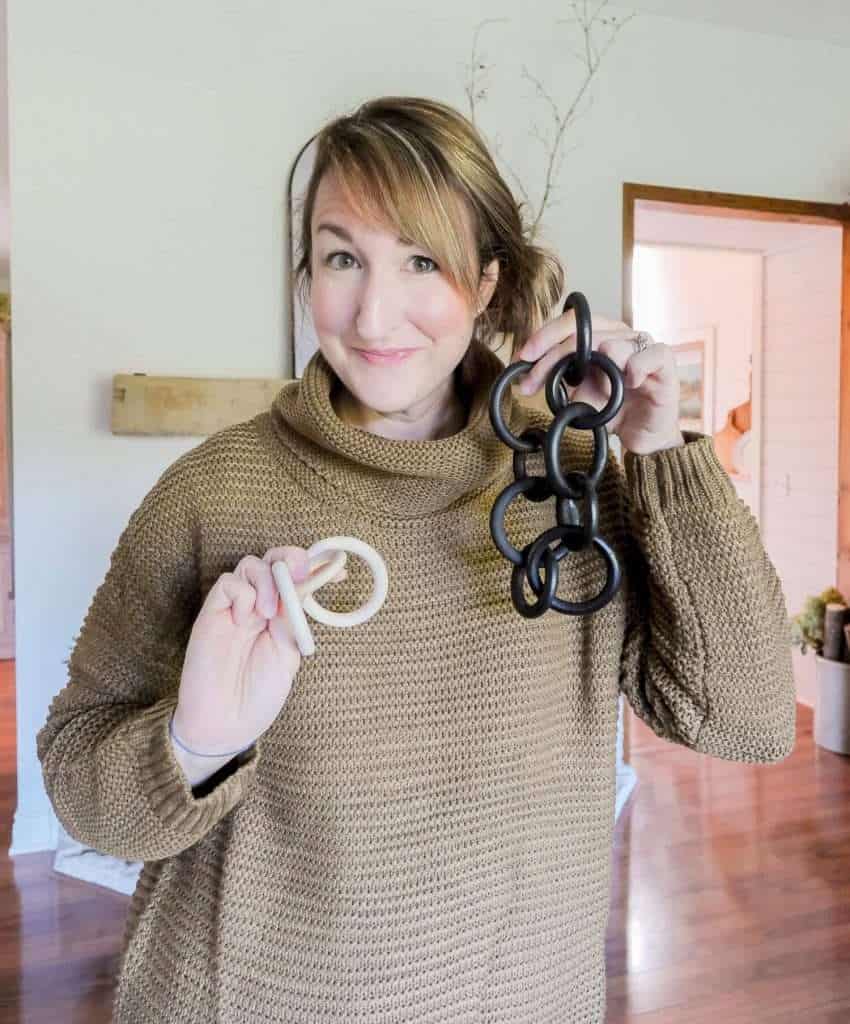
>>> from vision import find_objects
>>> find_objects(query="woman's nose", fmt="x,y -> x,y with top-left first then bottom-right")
355,270 -> 404,341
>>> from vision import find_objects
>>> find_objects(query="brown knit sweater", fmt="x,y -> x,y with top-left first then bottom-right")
37,339 -> 796,1023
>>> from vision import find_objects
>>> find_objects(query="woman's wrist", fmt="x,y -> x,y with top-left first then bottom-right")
169,737 -> 235,788
168,710 -> 256,788
168,710 -> 255,758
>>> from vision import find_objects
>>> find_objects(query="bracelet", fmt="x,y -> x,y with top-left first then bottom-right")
168,711 -> 256,759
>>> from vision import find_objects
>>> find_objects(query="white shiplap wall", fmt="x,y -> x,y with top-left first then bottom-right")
763,237 -> 844,707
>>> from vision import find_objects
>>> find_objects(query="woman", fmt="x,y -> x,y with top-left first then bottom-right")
37,96 -> 796,1023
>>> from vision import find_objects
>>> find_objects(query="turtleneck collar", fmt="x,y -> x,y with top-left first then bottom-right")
268,337 -> 531,518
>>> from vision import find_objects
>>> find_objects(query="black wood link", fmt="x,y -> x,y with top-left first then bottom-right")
488,292 -> 626,618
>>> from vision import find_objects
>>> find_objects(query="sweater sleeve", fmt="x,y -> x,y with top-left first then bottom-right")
36,454 -> 262,862
609,430 -> 797,764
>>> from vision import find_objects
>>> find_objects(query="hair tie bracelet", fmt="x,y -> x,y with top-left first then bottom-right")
168,710 -> 256,759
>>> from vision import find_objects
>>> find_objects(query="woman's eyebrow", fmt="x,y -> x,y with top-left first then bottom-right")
316,222 -> 413,246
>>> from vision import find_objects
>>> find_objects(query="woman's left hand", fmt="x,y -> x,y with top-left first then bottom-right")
512,308 -> 686,455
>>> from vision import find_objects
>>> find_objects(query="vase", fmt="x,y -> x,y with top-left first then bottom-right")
814,654 -> 850,755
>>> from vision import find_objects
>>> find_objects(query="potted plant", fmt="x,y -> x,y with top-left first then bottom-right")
790,587 -> 850,755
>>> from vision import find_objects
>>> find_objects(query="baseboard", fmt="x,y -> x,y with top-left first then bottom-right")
9,806 -> 58,857
52,839 -> 141,896
615,763 -> 638,822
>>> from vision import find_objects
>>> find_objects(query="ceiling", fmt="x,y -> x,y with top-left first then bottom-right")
625,0 -> 850,50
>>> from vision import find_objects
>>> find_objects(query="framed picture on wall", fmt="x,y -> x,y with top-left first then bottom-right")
653,325 -> 716,435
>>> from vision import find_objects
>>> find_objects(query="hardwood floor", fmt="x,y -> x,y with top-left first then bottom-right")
2,660 -> 849,1022
0,661 -> 127,1023
606,707 -> 850,1022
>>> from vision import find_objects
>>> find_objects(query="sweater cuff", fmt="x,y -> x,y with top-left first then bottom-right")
128,698 -> 260,840
623,430 -> 738,518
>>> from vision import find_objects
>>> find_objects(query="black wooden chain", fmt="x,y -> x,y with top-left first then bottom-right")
488,291 -> 626,618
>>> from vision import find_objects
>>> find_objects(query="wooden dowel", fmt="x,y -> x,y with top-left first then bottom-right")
824,603 -> 850,661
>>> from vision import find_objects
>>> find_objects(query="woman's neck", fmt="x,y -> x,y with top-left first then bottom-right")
332,366 -> 471,442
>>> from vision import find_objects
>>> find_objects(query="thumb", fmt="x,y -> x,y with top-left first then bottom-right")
287,549 -> 311,583
263,545 -> 312,583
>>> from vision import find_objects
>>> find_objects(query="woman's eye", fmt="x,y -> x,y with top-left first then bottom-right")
322,251 -> 437,273
324,251 -> 358,270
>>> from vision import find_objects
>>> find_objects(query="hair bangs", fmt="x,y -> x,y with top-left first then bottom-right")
324,136 -> 480,303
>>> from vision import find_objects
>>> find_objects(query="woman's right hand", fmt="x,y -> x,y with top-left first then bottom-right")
172,546 -> 342,758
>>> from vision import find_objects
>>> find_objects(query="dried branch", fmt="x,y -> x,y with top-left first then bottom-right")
521,0 -> 635,238
463,2 -> 636,240
464,18 -> 531,209
463,18 -> 509,124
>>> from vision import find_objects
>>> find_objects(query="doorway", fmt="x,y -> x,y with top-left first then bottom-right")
621,184 -> 850,751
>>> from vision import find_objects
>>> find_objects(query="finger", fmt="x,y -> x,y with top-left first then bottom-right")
517,311 -> 578,363
261,546 -> 311,583
235,554 -> 280,620
594,336 -> 637,376
517,311 -> 631,363
289,549 -> 347,600
520,333 -> 629,396
517,339 -> 575,395
560,309 -> 627,333
207,573 -> 259,628
593,336 -> 669,392
561,337 -> 632,409
592,316 -> 633,332
623,344 -> 673,390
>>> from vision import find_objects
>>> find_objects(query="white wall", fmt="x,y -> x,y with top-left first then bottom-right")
8,0 -> 850,853
764,237 -> 844,706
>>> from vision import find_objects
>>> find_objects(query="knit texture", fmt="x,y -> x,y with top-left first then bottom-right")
37,338 -> 797,1023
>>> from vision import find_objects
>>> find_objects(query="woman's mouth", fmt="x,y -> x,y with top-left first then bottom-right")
355,348 -> 418,365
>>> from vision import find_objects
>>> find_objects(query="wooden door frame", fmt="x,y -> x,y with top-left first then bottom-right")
620,183 -> 850,763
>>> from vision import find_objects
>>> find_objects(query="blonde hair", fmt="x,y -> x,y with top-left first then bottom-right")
292,96 -> 564,362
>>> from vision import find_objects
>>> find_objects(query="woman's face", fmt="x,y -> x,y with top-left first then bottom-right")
308,171 -> 498,440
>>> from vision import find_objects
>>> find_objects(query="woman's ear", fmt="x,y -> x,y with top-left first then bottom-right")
477,258 -> 500,312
